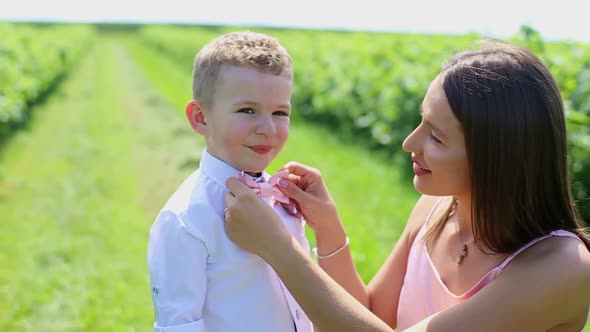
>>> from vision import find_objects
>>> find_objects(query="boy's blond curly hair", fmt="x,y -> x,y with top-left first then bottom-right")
192,31 -> 293,108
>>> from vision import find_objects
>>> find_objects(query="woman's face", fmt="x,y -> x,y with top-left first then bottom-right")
402,74 -> 471,198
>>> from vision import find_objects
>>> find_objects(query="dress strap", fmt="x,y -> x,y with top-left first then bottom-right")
497,230 -> 583,270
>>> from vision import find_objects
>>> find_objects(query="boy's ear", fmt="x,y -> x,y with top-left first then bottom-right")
186,100 -> 208,135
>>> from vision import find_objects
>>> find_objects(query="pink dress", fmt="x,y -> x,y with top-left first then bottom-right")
397,201 -> 584,331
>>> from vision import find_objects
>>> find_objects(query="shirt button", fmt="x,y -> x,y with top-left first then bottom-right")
295,309 -> 301,320
152,287 -> 159,294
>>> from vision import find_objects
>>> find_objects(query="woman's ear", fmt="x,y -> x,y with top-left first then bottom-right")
186,100 -> 208,135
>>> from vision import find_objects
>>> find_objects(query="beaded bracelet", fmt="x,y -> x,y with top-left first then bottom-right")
312,237 -> 350,259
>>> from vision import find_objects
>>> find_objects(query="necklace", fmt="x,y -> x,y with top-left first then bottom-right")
456,243 -> 469,264
455,204 -> 474,264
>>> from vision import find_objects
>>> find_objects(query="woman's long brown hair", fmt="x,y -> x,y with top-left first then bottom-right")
424,40 -> 590,253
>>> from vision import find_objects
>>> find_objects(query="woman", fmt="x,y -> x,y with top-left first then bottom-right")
223,40 -> 590,331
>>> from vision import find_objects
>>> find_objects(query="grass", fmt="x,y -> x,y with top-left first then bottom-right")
0,35 -> 203,331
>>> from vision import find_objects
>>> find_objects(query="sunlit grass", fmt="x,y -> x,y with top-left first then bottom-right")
0,36 -> 203,331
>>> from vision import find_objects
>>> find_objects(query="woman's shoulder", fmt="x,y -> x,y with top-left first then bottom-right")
493,234 -> 590,327
507,233 -> 590,293
516,232 -> 590,265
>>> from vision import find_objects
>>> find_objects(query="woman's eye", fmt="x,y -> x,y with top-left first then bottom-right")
428,133 -> 442,144
238,108 -> 255,114
273,111 -> 290,116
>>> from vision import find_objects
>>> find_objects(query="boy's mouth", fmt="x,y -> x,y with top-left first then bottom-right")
249,145 -> 272,154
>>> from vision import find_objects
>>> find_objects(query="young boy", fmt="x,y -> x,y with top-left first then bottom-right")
147,31 -> 313,332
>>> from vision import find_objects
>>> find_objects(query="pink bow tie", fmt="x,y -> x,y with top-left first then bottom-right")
236,170 -> 290,205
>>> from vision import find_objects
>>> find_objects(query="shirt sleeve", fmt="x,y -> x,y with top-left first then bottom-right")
148,211 -> 208,331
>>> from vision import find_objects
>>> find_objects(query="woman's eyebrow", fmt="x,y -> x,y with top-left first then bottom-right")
425,120 -> 447,138
420,107 -> 447,139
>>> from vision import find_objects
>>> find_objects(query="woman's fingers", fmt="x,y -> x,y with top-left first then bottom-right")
278,177 -> 310,202
226,177 -> 255,198
283,161 -> 320,178
224,177 -> 260,224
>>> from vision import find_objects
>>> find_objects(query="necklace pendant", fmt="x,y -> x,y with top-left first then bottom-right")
456,244 -> 468,264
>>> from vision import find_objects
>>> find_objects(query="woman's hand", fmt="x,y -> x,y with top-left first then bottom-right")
277,161 -> 341,234
224,177 -> 291,259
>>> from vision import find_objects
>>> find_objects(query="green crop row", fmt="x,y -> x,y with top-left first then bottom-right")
0,22 -> 95,138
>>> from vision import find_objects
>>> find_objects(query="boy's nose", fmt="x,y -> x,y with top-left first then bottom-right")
256,116 -> 277,135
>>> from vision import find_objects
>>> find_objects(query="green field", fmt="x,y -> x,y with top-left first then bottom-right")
1,25 -> 588,331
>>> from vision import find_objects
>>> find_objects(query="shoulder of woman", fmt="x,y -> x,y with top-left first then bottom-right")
482,236 -> 590,328
507,235 -> 590,293
516,234 -> 590,264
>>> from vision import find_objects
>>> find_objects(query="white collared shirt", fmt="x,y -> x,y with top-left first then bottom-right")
148,149 -> 313,332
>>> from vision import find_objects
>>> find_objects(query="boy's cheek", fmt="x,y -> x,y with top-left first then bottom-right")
278,123 -> 290,133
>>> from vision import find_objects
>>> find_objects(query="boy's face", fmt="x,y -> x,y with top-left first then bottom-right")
195,65 -> 292,173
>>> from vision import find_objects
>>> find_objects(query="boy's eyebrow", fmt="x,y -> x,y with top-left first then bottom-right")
235,100 -> 291,110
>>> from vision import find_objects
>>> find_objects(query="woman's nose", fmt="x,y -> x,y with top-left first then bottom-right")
402,127 -> 421,154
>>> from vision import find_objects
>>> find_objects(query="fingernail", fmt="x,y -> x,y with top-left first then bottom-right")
278,178 -> 288,188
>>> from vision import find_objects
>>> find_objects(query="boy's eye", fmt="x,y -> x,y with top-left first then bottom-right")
238,108 -> 255,114
273,110 -> 290,116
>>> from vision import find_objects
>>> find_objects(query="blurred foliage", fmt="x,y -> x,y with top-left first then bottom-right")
0,22 -> 94,140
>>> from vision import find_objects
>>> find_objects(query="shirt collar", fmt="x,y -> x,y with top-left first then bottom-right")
199,148 -> 268,188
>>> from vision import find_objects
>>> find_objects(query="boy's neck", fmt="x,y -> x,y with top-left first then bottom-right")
203,149 -> 263,179
244,171 -> 263,178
